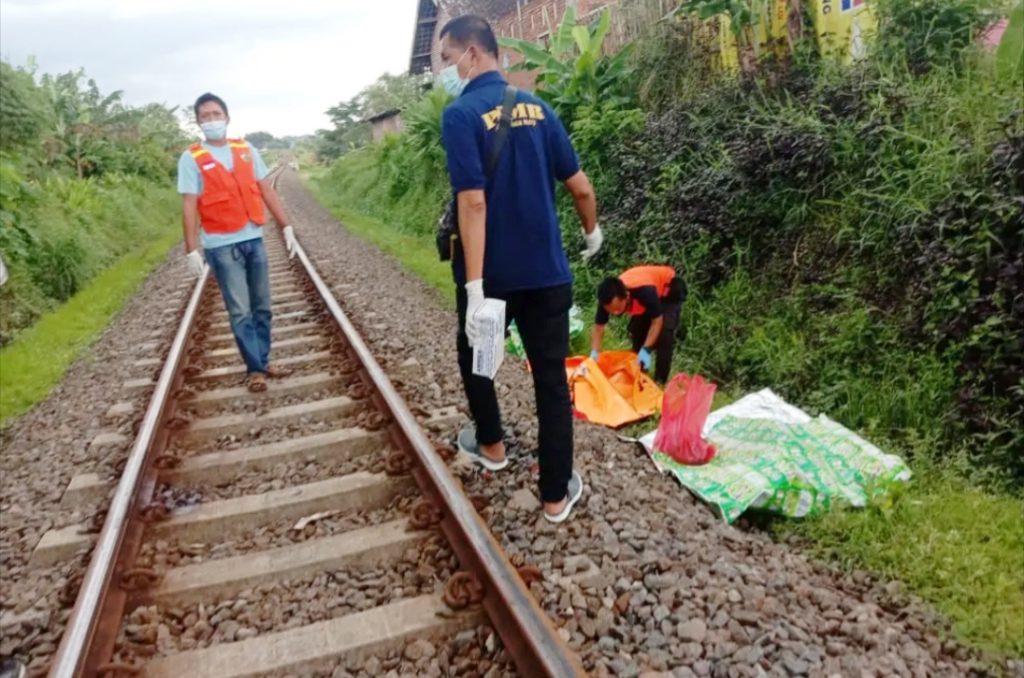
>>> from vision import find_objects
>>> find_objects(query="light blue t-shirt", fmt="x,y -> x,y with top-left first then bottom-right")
177,141 -> 269,250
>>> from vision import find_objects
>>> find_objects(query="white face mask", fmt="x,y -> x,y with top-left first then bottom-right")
200,120 -> 228,140
439,50 -> 472,97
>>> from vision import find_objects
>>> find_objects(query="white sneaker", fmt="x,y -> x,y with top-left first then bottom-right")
0,658 -> 26,678
457,428 -> 509,471
543,470 -> 584,524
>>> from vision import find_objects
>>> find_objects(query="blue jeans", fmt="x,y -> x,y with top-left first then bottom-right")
205,238 -> 272,375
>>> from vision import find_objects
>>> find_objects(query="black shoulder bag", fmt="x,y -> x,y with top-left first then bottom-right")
436,85 -> 518,262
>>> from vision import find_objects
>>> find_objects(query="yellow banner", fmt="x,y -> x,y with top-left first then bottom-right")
715,0 -> 793,73
810,0 -> 876,62
766,0 -> 791,57
719,14 -> 741,73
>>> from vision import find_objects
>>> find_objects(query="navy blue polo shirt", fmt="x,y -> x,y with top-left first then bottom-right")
441,71 -> 580,294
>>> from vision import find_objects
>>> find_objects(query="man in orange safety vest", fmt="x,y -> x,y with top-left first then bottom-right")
591,264 -> 686,384
178,93 -> 299,393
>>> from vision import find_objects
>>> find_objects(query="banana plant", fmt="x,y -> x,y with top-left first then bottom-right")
672,0 -> 770,73
498,6 -> 634,124
403,87 -> 452,171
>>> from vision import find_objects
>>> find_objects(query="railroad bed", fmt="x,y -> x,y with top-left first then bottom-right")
36,169 -> 586,677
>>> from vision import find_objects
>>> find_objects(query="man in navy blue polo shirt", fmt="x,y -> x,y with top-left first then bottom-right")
439,15 -> 601,524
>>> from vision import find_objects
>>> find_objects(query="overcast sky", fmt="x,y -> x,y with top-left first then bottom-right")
0,0 -> 421,136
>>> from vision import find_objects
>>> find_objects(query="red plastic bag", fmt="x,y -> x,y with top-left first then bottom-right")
653,374 -> 717,465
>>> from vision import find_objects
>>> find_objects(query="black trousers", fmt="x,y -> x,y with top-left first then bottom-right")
627,277 -> 685,384
456,283 -> 573,503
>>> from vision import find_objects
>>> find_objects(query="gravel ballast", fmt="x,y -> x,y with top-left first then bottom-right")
0,251 -> 193,672
277,170 -> 998,677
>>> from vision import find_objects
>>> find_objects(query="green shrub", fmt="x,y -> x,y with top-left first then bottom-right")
875,0 -> 1006,73
0,62 -> 50,151
575,33 -> 1023,481
0,60 -> 184,344
0,176 -> 179,343
314,90 -> 451,239
315,1 -> 1024,485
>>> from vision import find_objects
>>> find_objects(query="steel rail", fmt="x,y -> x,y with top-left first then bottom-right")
50,165 -> 586,676
49,267 -> 210,677
290,227 -> 588,677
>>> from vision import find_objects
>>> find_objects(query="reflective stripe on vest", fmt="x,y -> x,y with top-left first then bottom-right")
619,265 -> 676,316
190,139 -> 266,235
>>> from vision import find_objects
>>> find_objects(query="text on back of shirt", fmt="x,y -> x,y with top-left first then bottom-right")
482,102 -> 546,130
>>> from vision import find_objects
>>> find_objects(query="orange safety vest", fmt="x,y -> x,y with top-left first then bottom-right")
619,265 -> 676,316
189,139 -> 266,234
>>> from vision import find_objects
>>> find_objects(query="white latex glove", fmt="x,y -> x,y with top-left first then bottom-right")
464,279 -> 485,347
581,224 -> 603,263
282,225 -> 298,259
185,250 -> 205,278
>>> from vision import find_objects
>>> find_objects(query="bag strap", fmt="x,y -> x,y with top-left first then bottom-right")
484,85 -> 518,178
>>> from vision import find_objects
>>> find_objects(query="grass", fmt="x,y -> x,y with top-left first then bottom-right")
0,226 -> 180,423
785,457 -> 1024,658
683,278 -> 1024,657
304,175 -> 454,308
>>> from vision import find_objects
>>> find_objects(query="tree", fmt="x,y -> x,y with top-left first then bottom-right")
0,60 -> 185,181
360,73 -> 425,117
0,62 -> 51,152
246,131 -> 277,149
39,69 -> 129,177
316,72 -> 429,161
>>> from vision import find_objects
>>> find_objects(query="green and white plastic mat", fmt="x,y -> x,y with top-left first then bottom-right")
636,389 -> 911,523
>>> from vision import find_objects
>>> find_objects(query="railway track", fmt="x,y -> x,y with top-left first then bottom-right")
42,167 -> 587,677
